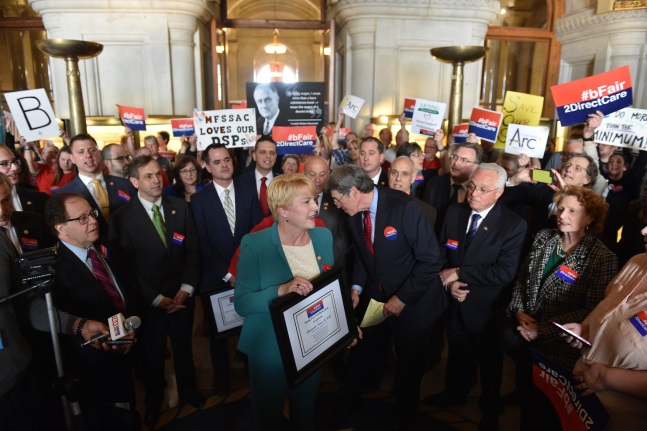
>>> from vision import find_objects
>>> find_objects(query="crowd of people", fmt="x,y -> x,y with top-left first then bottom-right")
1,106 -> 646,431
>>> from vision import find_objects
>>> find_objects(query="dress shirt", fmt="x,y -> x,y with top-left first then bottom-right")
78,172 -> 107,209
2,224 -> 21,253
370,169 -> 383,186
254,170 -> 274,197
11,186 -> 22,211
352,188 -> 379,295
213,181 -> 235,282
465,204 -> 495,234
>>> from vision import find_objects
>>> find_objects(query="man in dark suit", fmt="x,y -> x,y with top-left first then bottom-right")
56,134 -> 136,237
109,156 -> 201,427
238,137 -> 278,216
191,143 -> 262,391
303,155 -> 350,266
425,164 -> 526,431
47,192 -> 140,430
423,141 -> 482,234
359,137 -> 389,187
0,144 -> 48,214
327,164 -> 447,427
253,83 -> 286,135
388,156 -> 437,227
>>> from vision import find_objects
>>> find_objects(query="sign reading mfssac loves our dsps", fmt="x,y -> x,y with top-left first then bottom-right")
551,66 -> 633,127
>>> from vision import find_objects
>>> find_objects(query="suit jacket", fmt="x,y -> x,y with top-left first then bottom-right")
16,186 -> 49,215
11,211 -> 56,253
411,168 -> 439,199
57,175 -> 136,237
235,224 -> 333,364
191,179 -> 263,292
439,202 -> 527,333
109,195 -> 199,304
422,172 -> 453,235
318,191 -> 351,267
376,169 -> 389,188
413,197 -> 437,230
500,182 -> 556,236
350,187 -> 446,332
509,229 -> 617,366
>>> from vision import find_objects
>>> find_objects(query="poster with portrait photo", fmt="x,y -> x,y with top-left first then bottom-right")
246,82 -> 325,138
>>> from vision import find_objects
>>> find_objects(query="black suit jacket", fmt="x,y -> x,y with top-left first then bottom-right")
318,191 -> 351,267
191,179 -> 263,292
109,195 -> 199,304
56,175 -> 136,237
439,202 -> 527,333
11,211 -> 56,253
422,172 -> 453,235
376,169 -> 389,188
16,186 -> 49,215
413,197 -> 437,228
500,182 -> 556,236
350,187 -> 446,332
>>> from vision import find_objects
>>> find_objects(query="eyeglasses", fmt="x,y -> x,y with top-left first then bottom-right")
179,168 -> 197,175
0,158 -> 21,170
563,163 -> 586,173
409,152 -> 423,158
332,193 -> 349,206
466,183 -> 500,195
65,208 -> 99,225
450,154 -> 478,165
107,155 -> 132,163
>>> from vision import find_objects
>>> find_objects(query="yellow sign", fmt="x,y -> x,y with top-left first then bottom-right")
495,91 -> 544,149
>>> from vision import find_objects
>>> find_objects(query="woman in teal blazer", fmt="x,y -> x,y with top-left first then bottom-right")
235,174 -> 334,431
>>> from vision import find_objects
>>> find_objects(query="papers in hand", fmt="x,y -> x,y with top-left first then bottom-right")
360,299 -> 387,328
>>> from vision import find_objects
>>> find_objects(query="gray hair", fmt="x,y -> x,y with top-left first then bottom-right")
472,163 -> 507,189
326,164 -> 374,195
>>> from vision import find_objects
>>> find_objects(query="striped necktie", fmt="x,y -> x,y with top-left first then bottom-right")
87,248 -> 126,313
224,189 -> 236,235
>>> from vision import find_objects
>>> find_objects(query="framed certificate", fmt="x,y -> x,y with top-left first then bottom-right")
269,266 -> 358,388
204,287 -> 244,338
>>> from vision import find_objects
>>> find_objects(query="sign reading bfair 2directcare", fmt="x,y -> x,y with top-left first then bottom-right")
117,105 -> 147,131
551,65 -> 633,127
193,108 -> 257,150
273,126 -> 317,155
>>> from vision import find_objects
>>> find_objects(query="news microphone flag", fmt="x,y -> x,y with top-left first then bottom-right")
551,65 -> 633,127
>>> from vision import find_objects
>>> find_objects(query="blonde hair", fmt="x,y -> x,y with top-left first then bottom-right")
268,173 -> 317,220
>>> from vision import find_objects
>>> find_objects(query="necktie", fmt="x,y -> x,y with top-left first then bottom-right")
87,248 -> 126,313
152,204 -> 168,247
450,184 -> 462,204
263,120 -> 270,135
224,189 -> 236,235
260,177 -> 269,216
465,213 -> 481,247
363,210 -> 374,255
90,179 -> 110,219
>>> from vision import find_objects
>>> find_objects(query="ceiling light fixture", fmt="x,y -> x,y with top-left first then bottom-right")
265,29 -> 287,55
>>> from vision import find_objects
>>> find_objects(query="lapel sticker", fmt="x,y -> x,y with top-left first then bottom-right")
384,226 -> 397,240
629,311 -> 647,336
556,265 -> 579,284
172,232 -> 185,245
20,237 -> 38,250
444,239 -> 459,250
117,190 -> 131,202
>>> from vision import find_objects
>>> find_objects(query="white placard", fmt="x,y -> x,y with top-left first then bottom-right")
4,89 -> 60,141
594,107 -> 647,151
340,94 -> 365,119
193,108 -> 257,150
209,289 -> 244,333
505,124 -> 550,159
411,98 -> 446,137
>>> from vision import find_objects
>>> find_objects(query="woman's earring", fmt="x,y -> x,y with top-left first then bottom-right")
285,217 -> 289,223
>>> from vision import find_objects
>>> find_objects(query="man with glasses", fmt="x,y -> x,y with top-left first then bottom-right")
102,144 -> 132,178
425,164 -> 526,431
46,192 -> 140,430
57,134 -> 136,237
423,142 -> 483,234
0,144 -> 49,214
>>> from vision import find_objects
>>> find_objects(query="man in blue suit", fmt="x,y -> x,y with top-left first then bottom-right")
191,143 -> 263,390
56,134 -> 135,236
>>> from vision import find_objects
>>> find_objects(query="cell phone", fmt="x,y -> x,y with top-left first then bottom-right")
532,169 -> 553,184
106,339 -> 136,345
551,321 -> 592,347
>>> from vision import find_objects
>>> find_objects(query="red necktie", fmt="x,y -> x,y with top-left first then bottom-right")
363,210 -> 374,255
88,248 -> 126,313
260,176 -> 269,216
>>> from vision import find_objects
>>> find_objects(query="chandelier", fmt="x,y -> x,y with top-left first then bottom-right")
264,29 -> 286,55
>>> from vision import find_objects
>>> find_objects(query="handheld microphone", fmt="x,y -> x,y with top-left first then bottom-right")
81,314 -> 141,347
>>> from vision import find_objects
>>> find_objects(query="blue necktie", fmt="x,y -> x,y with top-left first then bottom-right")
465,213 -> 481,247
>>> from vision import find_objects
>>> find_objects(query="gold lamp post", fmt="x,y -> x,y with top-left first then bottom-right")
431,46 -> 487,133
35,39 -> 103,137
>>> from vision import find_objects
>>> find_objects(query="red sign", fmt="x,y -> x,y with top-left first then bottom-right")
117,105 -> 146,131
272,126 -> 317,155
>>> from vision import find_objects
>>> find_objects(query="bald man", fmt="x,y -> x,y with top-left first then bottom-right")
389,156 -> 436,227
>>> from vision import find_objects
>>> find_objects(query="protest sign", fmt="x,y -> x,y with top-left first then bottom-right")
551,65 -> 633,127
340,94 -> 365,119
117,105 -> 146,131
193,108 -> 256,150
469,107 -> 503,142
403,98 -> 416,119
452,123 -> 469,143
273,126 -> 317,155
505,124 -> 549,159
170,118 -> 195,137
495,91 -> 544,150
594,107 -> 647,151
531,350 -> 609,431
5,89 -> 60,141
411,98 -> 446,137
